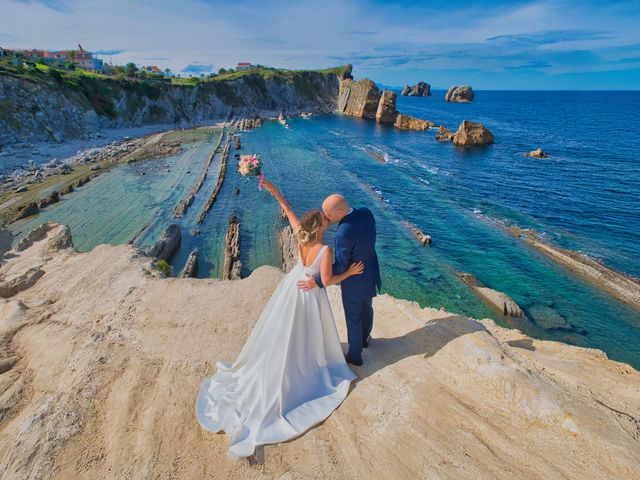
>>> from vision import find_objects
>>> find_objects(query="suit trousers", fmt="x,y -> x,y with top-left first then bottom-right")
341,294 -> 374,363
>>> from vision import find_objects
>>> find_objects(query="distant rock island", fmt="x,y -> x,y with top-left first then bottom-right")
401,82 -> 431,97
445,85 -> 475,103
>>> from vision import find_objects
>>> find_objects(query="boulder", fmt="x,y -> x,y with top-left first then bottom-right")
13,202 -> 40,221
338,78 -> 380,119
375,90 -> 398,124
394,114 -> 433,131
147,224 -> 181,260
445,85 -> 475,103
401,82 -> 431,97
527,148 -> 549,158
452,121 -> 494,146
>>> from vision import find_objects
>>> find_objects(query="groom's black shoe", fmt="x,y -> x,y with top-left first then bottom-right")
345,353 -> 363,366
363,335 -> 371,348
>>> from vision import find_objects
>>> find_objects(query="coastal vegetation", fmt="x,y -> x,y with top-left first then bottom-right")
0,55 -> 347,117
0,56 -> 345,145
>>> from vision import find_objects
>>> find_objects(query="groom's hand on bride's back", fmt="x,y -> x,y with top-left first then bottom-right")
298,274 -> 317,291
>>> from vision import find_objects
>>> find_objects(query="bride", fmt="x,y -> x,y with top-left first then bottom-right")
195,178 -> 363,459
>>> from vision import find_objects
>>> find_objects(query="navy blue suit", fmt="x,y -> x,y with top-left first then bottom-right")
315,207 -> 381,363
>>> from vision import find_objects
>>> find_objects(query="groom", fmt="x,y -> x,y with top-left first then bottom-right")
298,194 -> 381,366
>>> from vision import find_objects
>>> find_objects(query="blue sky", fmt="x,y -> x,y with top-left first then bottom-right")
2,0 -> 639,89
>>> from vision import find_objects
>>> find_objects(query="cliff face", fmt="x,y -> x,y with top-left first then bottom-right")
0,70 -> 340,145
1,224 -> 639,479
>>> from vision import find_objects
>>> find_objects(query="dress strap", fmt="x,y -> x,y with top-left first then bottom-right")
312,245 -> 329,266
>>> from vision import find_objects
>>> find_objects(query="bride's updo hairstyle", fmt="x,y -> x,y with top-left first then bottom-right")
295,210 -> 325,244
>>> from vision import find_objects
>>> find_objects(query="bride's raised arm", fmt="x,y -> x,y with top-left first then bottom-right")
261,178 -> 300,231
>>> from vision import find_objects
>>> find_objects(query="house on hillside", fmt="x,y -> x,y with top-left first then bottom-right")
19,44 -> 100,70
0,47 -> 15,57
236,62 -> 253,71
142,65 -> 163,74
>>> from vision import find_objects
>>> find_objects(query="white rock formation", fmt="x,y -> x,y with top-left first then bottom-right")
0,225 -> 638,479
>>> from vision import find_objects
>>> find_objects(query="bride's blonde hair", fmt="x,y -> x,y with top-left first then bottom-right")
295,210 -> 325,244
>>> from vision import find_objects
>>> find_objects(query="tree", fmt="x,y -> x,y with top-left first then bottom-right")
113,65 -> 125,75
125,62 -> 138,77
164,68 -> 172,76
218,67 -> 227,75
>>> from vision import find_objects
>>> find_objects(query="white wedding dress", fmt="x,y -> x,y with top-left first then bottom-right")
195,245 -> 356,458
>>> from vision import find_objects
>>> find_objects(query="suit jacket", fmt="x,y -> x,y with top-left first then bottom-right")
315,207 -> 381,298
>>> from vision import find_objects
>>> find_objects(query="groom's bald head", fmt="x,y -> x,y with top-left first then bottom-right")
322,194 -> 350,223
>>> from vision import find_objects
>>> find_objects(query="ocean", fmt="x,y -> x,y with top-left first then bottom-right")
10,90 -> 640,368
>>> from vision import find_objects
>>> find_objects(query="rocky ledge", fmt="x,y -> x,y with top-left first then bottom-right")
0,223 -> 638,479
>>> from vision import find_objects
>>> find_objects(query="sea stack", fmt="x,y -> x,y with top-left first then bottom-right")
445,85 -> 475,103
452,121 -> 494,146
401,82 -> 431,97
376,90 -> 398,123
338,78 -> 380,119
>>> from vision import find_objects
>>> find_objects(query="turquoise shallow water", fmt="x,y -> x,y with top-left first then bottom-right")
10,92 -> 640,368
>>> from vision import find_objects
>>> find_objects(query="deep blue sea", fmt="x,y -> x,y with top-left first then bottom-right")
10,90 -> 640,368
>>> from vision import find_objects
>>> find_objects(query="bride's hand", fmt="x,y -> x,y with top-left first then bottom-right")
347,261 -> 364,276
261,179 -> 277,194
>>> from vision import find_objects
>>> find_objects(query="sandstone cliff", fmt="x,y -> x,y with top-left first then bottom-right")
1,224 -> 639,479
337,78 -> 380,119
0,68 -> 343,146
338,78 -> 433,130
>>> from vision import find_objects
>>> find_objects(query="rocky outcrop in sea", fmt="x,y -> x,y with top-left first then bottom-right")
400,82 -> 431,97
147,223 -> 181,260
338,78 -> 434,131
445,85 -> 475,103
452,120 -> 494,146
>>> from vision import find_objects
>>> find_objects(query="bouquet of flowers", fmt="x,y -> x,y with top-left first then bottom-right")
238,154 -> 264,190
